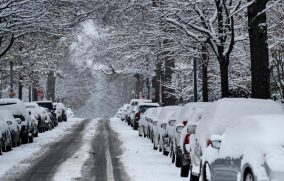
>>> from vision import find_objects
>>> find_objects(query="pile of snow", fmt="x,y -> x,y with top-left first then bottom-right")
110,117 -> 187,181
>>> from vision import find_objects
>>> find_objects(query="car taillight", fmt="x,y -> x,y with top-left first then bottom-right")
207,139 -> 212,147
184,134 -> 190,144
135,112 -> 141,119
183,120 -> 188,126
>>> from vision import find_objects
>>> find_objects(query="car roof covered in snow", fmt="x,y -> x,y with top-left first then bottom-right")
177,102 -> 210,123
156,106 -> 182,123
0,109 -> 15,121
138,102 -> 159,107
0,98 -> 29,120
196,98 -> 284,149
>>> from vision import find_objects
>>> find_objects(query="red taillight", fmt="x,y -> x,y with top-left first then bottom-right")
135,112 -> 141,120
183,120 -> 188,126
184,134 -> 190,144
207,139 -> 212,147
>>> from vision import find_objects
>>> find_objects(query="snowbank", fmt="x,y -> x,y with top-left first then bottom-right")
110,117 -> 187,181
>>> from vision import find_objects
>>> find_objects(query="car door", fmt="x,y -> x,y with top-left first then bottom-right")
211,156 -> 239,181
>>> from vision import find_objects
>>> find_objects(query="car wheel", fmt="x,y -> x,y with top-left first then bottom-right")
28,135 -> 33,143
0,143 -> 2,155
180,164 -> 190,177
163,149 -> 169,156
34,132 -> 38,137
175,152 -> 181,167
22,135 -> 29,144
17,136 -> 22,146
172,152 -> 175,163
202,162 -> 212,181
189,167 -> 199,181
244,169 -> 254,181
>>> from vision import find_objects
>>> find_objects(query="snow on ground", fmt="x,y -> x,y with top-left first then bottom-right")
0,117 -> 85,178
52,118 -> 99,181
110,117 -> 187,181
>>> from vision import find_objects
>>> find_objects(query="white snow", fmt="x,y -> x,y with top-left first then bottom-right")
0,117 -> 85,178
110,117 -> 187,181
52,118 -> 99,181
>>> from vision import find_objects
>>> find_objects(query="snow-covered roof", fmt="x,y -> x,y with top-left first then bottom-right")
177,102 -> 210,123
0,98 -> 29,120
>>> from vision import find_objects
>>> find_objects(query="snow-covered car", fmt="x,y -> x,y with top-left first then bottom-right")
138,108 -> 155,137
190,98 -> 284,181
179,107 -> 208,177
129,105 -> 138,127
0,115 -> 12,153
0,98 -> 33,144
120,104 -> 130,121
53,102 -> 67,122
25,102 -> 45,133
148,107 -> 163,140
202,115 -> 284,181
126,99 -> 152,125
166,111 -> 181,163
40,107 -> 53,131
35,101 -> 57,123
116,107 -> 123,118
173,102 -> 209,170
159,107 -> 182,156
132,103 -> 159,130
0,110 -> 21,148
29,112 -> 39,137
152,106 -> 182,154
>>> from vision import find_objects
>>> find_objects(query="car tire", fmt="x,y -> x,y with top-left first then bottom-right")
244,169 -> 254,181
202,162 -> 212,181
34,132 -> 38,137
175,153 -> 181,167
17,136 -> 22,146
180,164 -> 190,177
172,152 -> 175,163
28,136 -> 33,143
189,167 -> 199,181
0,143 -> 2,155
163,149 -> 169,156
22,135 -> 29,144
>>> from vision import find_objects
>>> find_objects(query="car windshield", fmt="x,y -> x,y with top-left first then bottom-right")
139,106 -> 158,113
37,102 -> 53,111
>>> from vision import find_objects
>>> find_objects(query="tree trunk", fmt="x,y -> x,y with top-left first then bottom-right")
153,60 -> 162,103
18,79 -> 23,100
219,59 -> 230,98
163,58 -> 176,105
28,85 -> 32,102
47,71 -> 56,101
201,45 -> 209,102
247,0 -> 270,99
32,87 -> 38,101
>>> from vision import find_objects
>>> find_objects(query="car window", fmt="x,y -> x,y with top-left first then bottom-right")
139,106 -> 158,113
0,103 -> 17,106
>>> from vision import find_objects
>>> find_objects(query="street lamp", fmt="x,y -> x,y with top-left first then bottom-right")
8,55 -> 15,98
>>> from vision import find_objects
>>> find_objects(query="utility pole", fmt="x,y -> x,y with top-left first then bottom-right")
193,56 -> 198,102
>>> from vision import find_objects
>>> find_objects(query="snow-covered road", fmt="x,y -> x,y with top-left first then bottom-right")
0,117 -> 189,181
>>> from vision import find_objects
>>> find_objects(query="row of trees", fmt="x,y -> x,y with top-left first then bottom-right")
71,0 -> 284,105
0,0 -> 99,107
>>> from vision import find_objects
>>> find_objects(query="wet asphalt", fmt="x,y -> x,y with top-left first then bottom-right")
1,119 -> 129,181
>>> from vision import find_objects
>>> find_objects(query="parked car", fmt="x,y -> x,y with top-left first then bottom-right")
131,103 -> 159,130
29,112 -> 39,137
202,114 -> 284,181
147,107 -> 163,141
138,108 -> 155,137
53,102 -> 67,122
0,116 -> 12,153
25,102 -> 45,133
190,98 -> 284,181
179,107 -> 208,177
0,110 -> 21,148
121,104 -> 130,121
0,98 -> 33,144
126,99 -> 152,125
174,102 -> 209,170
39,107 -> 53,131
166,111 -> 181,164
35,101 -> 57,122
152,106 -> 182,153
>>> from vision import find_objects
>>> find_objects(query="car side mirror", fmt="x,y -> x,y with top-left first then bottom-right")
187,125 -> 197,134
7,121 -> 12,125
210,135 -> 223,150
161,123 -> 166,129
15,118 -> 22,124
176,125 -> 184,133
169,120 -> 176,126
